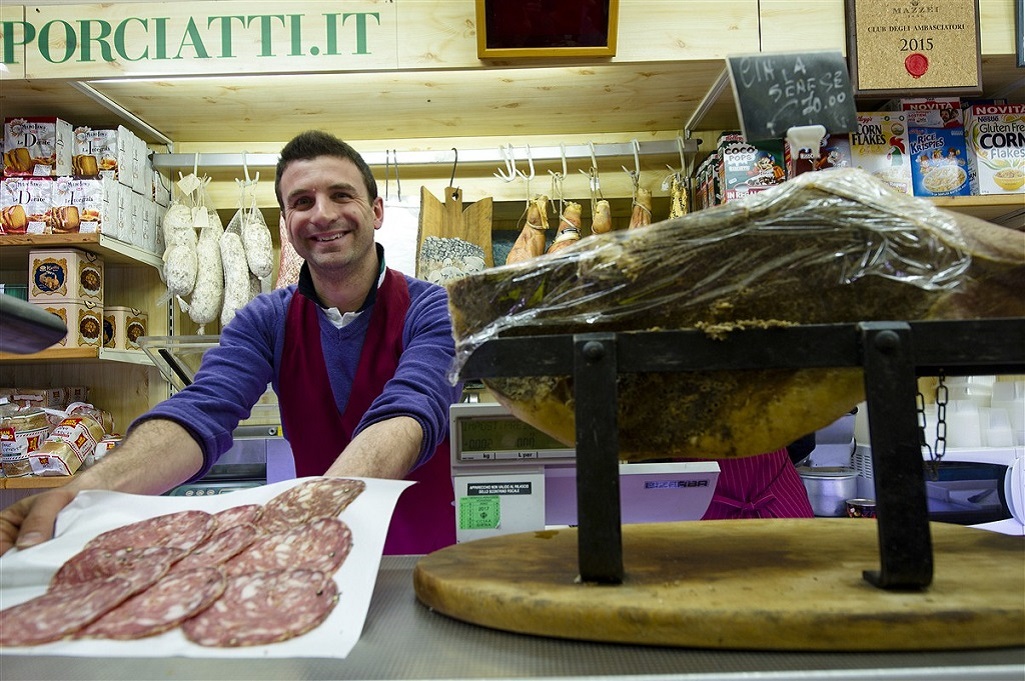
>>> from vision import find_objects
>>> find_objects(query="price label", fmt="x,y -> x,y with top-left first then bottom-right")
726,50 -> 857,143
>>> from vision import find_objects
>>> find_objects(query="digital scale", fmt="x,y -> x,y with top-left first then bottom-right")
450,402 -> 720,543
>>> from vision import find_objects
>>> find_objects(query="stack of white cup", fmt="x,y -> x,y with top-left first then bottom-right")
922,376 -> 1025,449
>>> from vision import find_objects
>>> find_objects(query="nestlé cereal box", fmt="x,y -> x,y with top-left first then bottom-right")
963,103 -> 1025,195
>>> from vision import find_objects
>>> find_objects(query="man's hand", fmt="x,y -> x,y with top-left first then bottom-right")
0,487 -> 78,556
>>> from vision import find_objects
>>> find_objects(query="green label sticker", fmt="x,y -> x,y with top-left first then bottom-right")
459,495 -> 500,530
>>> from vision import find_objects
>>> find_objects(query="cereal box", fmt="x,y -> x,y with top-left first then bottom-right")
785,133 -> 852,178
29,248 -> 103,305
849,112 -> 912,194
906,110 -> 971,197
963,103 -> 1025,195
1,177 -> 53,235
3,117 -> 74,177
717,133 -> 786,204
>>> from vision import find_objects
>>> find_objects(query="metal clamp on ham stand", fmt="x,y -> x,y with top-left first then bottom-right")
459,317 -> 1025,590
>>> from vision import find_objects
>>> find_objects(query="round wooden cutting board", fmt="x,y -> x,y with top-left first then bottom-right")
413,519 -> 1024,651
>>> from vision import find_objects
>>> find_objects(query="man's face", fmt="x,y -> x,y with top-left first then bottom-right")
279,155 -> 383,274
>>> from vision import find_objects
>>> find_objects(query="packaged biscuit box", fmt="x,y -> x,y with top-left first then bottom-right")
3,117 -> 73,177
29,248 -> 104,305
103,306 -> 147,351
784,133 -> 852,178
1,177 -> 53,235
51,176 -> 119,236
906,109 -> 972,197
72,127 -> 120,180
963,103 -> 1025,195
31,300 -> 103,350
849,112 -> 912,194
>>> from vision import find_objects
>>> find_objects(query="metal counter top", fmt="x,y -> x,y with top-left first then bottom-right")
2,556 -> 1022,681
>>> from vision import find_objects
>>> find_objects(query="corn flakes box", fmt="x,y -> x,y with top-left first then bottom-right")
849,112 -> 912,194
906,110 -> 972,197
963,103 -> 1025,195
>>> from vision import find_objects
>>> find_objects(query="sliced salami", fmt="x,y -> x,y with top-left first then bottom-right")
0,577 -> 135,646
77,567 -> 226,640
84,510 -> 217,554
258,478 -> 365,534
224,516 -> 352,577
49,546 -> 185,593
170,523 -> 258,573
214,504 -> 263,530
181,569 -> 338,647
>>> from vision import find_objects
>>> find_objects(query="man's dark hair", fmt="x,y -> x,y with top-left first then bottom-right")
274,130 -> 378,209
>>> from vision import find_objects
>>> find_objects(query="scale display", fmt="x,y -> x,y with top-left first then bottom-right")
452,403 -> 574,462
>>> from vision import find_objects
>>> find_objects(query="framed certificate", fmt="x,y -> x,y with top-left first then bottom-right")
475,0 -> 619,59
845,0 -> 983,97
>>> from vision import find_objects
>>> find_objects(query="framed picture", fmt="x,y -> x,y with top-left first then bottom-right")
475,0 -> 619,59
1017,0 -> 1024,67
845,0 -> 983,97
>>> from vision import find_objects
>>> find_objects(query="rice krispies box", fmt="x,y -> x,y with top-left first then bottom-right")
784,133 -> 852,178
963,103 -> 1025,195
849,112 -> 912,194
905,110 -> 972,197
3,117 -> 74,177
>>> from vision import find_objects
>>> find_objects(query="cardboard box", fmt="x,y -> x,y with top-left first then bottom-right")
28,248 -> 103,305
963,103 -> 1025,195
716,132 -> 786,205
785,133 -> 853,178
115,125 -> 137,189
33,300 -> 104,349
71,127 -> 120,179
849,112 -> 912,194
103,306 -> 147,351
906,110 -> 972,197
50,176 -> 119,235
3,117 -> 74,177
1,177 -> 53,235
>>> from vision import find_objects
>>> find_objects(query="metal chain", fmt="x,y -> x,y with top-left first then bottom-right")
919,372 -> 949,479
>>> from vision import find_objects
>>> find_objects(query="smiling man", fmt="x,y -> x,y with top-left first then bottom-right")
0,131 -> 463,557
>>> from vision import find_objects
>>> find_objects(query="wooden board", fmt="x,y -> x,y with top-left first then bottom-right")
414,519 -> 1025,651
417,186 -> 494,275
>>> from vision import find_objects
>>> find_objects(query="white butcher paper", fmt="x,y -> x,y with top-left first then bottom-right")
0,476 -> 412,658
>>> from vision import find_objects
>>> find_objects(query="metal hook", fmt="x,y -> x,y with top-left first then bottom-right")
516,144 -> 536,198
493,143 -> 517,182
393,150 -> 402,202
548,143 -> 568,210
449,147 -> 458,187
578,142 -> 602,201
621,138 -> 641,190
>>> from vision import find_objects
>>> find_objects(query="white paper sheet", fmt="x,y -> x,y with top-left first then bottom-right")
0,476 -> 412,658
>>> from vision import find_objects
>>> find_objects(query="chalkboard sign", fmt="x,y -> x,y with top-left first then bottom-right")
726,51 -> 857,143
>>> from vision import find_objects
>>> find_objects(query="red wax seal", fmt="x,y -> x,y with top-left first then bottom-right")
905,53 -> 929,78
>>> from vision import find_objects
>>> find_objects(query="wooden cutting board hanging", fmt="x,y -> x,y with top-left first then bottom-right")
416,186 -> 494,279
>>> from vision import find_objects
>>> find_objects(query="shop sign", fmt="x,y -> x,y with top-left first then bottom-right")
1,2 -> 397,79
845,0 -> 982,97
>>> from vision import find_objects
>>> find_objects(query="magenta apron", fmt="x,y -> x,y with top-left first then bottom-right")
702,448 -> 814,519
278,270 -> 456,554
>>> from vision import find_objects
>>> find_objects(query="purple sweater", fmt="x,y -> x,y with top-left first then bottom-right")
135,267 -> 462,483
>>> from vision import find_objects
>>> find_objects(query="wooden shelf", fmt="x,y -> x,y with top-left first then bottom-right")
0,233 -> 162,269
0,475 -> 71,490
931,195 -> 1025,226
0,347 -> 154,365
